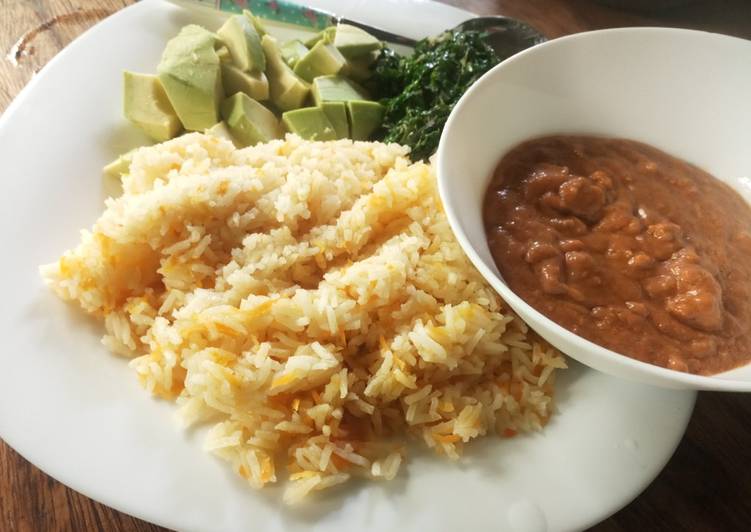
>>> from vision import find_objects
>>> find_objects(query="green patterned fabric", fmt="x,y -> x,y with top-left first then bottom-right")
217,0 -> 332,29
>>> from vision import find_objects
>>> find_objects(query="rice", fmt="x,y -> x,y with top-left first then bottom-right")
41,132 -> 566,503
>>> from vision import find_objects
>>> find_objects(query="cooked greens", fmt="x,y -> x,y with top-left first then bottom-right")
371,31 -> 500,160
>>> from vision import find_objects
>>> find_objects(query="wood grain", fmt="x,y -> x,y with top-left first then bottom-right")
1,1 -> 750,531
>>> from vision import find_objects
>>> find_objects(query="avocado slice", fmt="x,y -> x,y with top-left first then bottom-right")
216,45 -> 232,63
261,35 -> 311,111
221,92 -> 282,147
243,9 -> 268,37
276,83 -> 311,112
103,148 -> 138,178
280,39 -> 309,68
320,101 -> 348,139
341,50 -> 379,82
346,100 -> 384,140
157,25 -> 223,132
222,63 -> 269,101
293,41 -> 347,83
282,107 -> 337,141
312,75 -> 368,105
304,26 -> 336,48
123,71 -> 181,142
217,14 -> 265,73
334,24 -> 382,59
205,121 -> 240,148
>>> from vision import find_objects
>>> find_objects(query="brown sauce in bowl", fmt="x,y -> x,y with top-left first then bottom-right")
483,136 -> 751,375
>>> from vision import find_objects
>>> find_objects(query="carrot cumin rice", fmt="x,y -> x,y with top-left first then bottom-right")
41,133 -> 566,503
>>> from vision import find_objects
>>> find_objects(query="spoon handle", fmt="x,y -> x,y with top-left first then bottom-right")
165,0 -> 418,46
337,17 -> 417,47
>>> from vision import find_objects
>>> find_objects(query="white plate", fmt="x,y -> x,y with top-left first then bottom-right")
0,1 -> 696,531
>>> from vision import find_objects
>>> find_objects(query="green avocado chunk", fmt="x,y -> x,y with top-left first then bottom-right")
304,26 -> 336,48
221,92 -> 282,147
280,39 -> 309,68
293,41 -> 347,83
205,121 -> 240,147
217,14 -> 265,73
334,24 -> 382,59
103,148 -> 137,177
123,71 -> 181,141
341,50 -> 379,82
222,63 -> 269,101
243,9 -> 268,37
261,35 -> 311,111
312,75 -> 368,105
282,107 -> 337,141
346,100 -> 384,140
157,25 -> 223,132
215,45 -> 232,63
320,101 -> 348,138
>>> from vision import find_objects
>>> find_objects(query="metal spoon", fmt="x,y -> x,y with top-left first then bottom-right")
341,15 -> 547,55
167,0 -> 547,55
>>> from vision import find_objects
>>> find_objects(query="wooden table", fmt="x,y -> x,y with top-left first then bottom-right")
1,0 -> 750,530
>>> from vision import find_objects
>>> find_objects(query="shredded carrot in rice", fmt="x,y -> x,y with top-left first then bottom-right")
40,133 -> 565,503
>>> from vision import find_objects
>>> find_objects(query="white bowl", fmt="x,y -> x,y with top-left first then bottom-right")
437,27 -> 751,391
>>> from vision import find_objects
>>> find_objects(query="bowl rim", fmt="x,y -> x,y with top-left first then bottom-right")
436,26 -> 751,392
